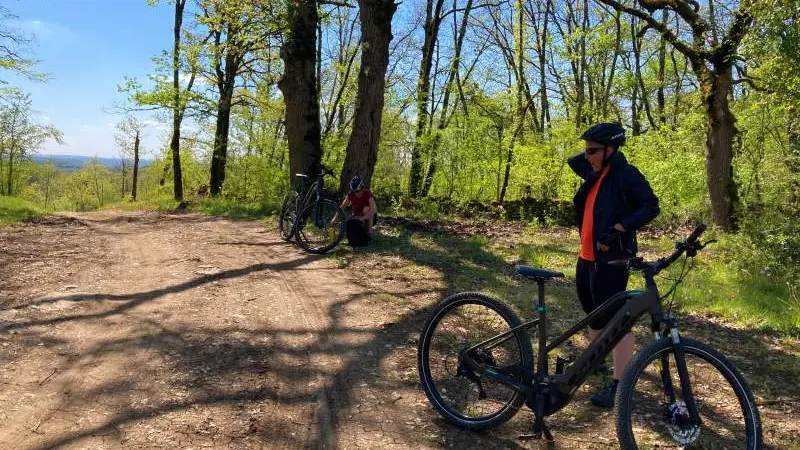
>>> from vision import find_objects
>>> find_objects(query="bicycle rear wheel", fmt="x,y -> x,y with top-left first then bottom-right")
294,199 -> 345,254
278,191 -> 299,241
616,337 -> 762,450
417,292 -> 533,430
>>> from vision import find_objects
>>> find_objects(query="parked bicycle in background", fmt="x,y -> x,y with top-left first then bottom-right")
278,164 -> 345,254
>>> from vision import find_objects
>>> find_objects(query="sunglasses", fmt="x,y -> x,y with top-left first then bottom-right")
584,146 -> 605,156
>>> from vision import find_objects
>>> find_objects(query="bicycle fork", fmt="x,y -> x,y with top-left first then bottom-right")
658,318 -> 702,432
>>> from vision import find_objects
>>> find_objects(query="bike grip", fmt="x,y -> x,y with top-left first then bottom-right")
687,224 -> 706,243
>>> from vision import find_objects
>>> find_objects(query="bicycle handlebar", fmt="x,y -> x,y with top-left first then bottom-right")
652,223 -> 707,274
297,164 -> 336,179
612,224 -> 708,275
322,166 -> 335,177
686,223 -> 706,244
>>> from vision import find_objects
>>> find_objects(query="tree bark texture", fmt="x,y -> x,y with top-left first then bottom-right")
697,62 -> 739,231
279,0 -> 323,190
132,131 -> 140,201
170,0 -> 186,201
210,50 -> 238,196
338,0 -> 397,195
408,0 -> 445,195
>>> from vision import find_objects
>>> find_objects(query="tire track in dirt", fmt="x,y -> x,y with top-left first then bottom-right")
0,211 -> 362,449
5,211 -> 791,449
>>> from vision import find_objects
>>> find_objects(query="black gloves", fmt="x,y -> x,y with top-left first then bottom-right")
597,229 -> 622,248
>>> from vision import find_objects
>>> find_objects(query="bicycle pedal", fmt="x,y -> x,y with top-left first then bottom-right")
518,430 -> 542,440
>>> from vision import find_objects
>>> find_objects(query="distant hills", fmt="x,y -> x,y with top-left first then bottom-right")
32,154 -> 153,172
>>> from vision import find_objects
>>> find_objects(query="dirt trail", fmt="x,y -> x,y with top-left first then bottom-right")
0,211 -> 375,449
0,211 -> 796,449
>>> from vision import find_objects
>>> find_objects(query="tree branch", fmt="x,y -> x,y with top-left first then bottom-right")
596,0 -> 709,60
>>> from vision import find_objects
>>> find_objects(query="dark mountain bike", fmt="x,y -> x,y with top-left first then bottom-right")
277,165 -> 345,254
417,225 -> 762,449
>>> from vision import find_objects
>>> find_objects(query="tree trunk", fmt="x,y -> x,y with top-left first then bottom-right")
338,0 -> 397,194
631,82 -> 641,136
499,0 -> 526,203
539,0 -> 551,130
602,11 -> 621,118
631,17 -> 656,130
210,79 -> 235,196
170,0 -> 186,201
788,111 -> 800,207
408,0 -> 445,195
132,131 -> 140,201
421,0 -> 473,196
120,160 -> 127,197
499,145 -> 512,203
657,10 -> 668,125
575,0 -> 588,127
279,0 -> 323,189
698,63 -> 739,231
495,126 -> 504,201
6,148 -> 13,196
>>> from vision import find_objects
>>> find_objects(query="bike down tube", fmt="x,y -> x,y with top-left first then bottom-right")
464,318 -> 540,354
561,289 -> 660,392
545,290 -> 645,354
537,281 -> 548,375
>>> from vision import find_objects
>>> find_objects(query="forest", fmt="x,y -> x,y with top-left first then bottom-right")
1,0 -> 799,320
2,2 -> 800,448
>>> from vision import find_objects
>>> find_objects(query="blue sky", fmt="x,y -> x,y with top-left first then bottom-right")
5,0 -> 177,157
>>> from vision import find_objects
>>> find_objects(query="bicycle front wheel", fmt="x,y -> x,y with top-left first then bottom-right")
417,292 -> 533,430
294,199 -> 345,254
616,337 -> 762,450
278,191 -> 299,241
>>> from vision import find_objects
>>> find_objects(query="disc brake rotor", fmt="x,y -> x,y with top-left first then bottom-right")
665,401 -> 701,445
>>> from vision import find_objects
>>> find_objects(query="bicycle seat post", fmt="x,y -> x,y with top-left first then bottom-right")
536,279 -> 548,376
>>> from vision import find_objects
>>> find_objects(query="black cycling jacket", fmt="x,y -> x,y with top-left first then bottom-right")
569,151 -> 660,262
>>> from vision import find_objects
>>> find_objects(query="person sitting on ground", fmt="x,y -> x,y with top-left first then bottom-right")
340,174 -> 377,235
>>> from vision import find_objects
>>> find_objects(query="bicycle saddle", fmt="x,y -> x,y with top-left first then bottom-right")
515,265 -> 564,281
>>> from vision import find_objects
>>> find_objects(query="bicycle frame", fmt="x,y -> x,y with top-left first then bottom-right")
463,265 -> 698,420
297,178 -> 322,211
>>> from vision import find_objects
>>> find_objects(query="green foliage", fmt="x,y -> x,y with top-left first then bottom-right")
219,154 -> 287,205
623,112 -> 709,226
0,6 -> 45,84
0,195 -> 41,225
103,196 -> 180,212
0,90 -> 63,196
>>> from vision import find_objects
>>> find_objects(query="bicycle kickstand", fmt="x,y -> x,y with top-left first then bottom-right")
519,415 -> 553,441
519,395 -> 554,441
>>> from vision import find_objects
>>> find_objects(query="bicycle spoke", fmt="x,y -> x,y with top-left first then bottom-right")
426,302 -> 523,420
624,345 -> 755,449
295,200 -> 344,253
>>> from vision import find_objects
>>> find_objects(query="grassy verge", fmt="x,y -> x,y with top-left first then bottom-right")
103,196 -> 280,220
102,197 -> 181,212
336,222 -> 798,336
0,196 -> 43,226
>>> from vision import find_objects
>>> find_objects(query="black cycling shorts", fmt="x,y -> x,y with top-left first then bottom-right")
576,258 -> 630,330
